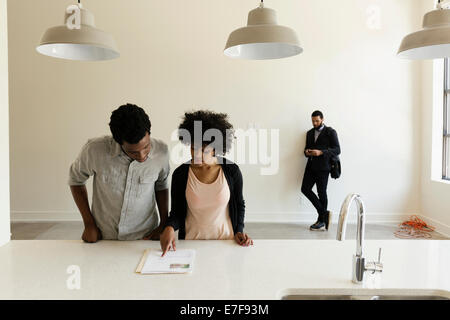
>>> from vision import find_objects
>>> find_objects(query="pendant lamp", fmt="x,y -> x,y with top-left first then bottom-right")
36,1 -> 119,61
398,0 -> 450,60
224,0 -> 302,60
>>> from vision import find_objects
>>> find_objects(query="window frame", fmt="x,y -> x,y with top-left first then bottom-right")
443,58 -> 450,180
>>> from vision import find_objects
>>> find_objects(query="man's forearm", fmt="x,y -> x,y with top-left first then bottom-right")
319,145 -> 339,158
70,185 -> 96,227
155,189 -> 169,227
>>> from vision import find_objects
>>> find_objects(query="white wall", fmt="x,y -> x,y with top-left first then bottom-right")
0,0 -> 11,246
420,0 -> 450,237
8,0 -> 425,224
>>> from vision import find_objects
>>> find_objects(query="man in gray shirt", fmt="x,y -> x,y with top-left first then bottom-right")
68,104 -> 170,242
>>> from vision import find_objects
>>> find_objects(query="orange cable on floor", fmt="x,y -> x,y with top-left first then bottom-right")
394,215 -> 436,239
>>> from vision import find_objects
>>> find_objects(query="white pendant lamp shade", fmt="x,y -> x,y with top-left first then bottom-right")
224,2 -> 302,60
36,4 -> 119,61
398,8 -> 450,60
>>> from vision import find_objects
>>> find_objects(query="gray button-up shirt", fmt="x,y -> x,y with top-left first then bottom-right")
68,135 -> 170,240
314,124 -> 325,142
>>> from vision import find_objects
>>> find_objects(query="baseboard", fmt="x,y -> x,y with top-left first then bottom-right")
11,211 -> 81,222
417,214 -> 450,238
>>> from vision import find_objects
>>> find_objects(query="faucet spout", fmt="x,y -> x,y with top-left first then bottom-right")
336,194 -> 371,285
336,193 -> 365,258
336,194 -> 382,283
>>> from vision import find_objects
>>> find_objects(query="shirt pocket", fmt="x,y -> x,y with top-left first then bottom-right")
137,174 -> 158,198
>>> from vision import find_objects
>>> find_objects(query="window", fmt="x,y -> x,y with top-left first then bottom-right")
444,58 -> 450,180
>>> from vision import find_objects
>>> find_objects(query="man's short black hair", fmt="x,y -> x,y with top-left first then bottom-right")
109,103 -> 151,145
311,110 -> 324,119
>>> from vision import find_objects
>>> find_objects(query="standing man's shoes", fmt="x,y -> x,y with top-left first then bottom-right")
324,211 -> 332,230
309,221 -> 326,231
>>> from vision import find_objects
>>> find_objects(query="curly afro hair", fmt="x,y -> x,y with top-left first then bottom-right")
109,103 -> 151,145
178,110 -> 235,155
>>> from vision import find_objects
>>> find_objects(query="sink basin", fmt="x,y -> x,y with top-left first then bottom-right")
278,289 -> 450,300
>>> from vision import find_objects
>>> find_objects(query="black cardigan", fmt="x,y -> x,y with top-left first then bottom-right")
165,156 -> 246,239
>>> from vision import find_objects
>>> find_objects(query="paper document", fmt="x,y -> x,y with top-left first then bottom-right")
136,249 -> 195,274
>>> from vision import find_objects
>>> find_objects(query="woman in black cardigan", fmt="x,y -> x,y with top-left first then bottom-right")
160,110 -> 253,256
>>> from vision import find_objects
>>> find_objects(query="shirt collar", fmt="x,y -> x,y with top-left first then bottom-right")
315,124 -> 325,132
110,137 -> 123,157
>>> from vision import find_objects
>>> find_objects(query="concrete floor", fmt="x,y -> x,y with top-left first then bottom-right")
10,221 -> 449,240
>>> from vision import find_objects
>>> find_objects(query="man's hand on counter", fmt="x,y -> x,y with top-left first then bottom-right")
160,226 -> 176,257
82,224 -> 102,243
235,232 -> 253,247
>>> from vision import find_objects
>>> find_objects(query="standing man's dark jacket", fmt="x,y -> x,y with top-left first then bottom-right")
304,125 -> 341,171
165,156 -> 245,240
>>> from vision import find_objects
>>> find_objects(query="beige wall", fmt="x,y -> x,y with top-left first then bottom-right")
1,0 -> 11,246
8,0 -> 426,224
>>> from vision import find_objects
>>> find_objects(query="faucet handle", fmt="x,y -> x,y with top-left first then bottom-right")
365,248 -> 383,274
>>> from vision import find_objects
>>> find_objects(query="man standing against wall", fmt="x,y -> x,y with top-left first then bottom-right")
301,110 -> 341,231
68,103 -> 170,242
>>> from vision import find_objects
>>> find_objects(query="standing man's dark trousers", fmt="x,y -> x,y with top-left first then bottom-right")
301,166 -> 330,222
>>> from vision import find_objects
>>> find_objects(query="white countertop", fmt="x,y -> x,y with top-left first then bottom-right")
0,239 -> 449,300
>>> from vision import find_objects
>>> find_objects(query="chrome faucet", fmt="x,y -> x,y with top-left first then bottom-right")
336,194 -> 383,284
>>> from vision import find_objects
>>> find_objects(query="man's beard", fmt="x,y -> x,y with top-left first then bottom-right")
314,123 -> 323,129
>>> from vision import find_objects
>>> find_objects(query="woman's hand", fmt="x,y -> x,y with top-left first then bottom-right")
160,226 -> 176,256
234,232 -> 253,247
